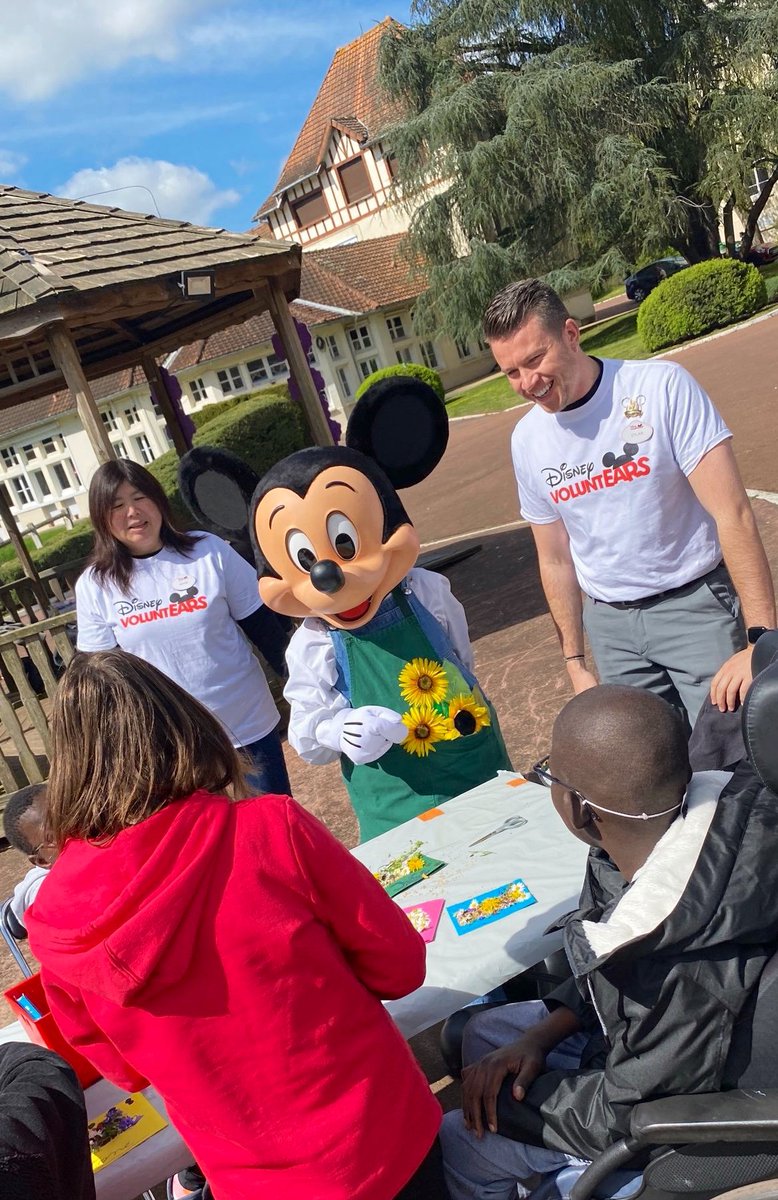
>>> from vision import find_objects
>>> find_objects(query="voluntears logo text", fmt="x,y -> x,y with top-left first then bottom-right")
547,456 -> 651,504
115,595 -> 209,627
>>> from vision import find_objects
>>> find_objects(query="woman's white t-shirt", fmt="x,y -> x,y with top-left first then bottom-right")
75,532 -> 278,747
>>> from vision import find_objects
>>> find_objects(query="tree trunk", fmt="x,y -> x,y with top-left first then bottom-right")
738,165 -> 778,260
675,200 -> 720,263
722,193 -> 738,259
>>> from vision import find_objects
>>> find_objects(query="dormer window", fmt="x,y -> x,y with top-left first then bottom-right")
338,156 -> 373,205
291,189 -> 329,230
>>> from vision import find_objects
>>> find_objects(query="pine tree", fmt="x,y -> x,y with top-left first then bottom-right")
378,0 -> 778,338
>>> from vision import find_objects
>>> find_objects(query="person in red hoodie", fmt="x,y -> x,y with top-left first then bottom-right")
26,649 -> 446,1200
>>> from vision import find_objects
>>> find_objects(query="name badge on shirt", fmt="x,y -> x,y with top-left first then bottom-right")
621,395 -> 653,444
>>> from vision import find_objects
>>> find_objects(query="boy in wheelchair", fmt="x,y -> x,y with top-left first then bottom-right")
441,681 -> 778,1200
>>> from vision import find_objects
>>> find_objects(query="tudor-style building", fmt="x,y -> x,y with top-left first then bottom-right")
255,19 -> 414,250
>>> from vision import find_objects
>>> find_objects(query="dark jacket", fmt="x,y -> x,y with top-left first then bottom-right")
497,765 -> 778,1160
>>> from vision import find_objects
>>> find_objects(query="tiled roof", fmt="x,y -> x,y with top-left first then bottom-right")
303,233 -> 426,311
170,233 -> 427,371
0,366 -> 147,441
255,18 -> 404,218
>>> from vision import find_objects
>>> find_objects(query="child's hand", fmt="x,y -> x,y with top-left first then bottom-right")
461,1036 -> 547,1138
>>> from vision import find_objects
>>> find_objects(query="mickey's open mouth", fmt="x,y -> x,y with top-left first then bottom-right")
335,597 -> 372,622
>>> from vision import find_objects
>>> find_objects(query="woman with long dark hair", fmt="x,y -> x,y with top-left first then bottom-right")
75,459 -> 290,795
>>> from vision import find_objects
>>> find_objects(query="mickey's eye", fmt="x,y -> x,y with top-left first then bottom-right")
286,529 -> 317,573
326,512 -> 359,561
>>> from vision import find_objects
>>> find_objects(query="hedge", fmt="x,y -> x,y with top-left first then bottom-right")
354,361 -> 445,403
148,390 -> 310,526
189,383 -> 290,430
0,390 -> 310,586
637,258 -> 767,353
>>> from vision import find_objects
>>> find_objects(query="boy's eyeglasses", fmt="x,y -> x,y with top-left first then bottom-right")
529,755 -> 684,822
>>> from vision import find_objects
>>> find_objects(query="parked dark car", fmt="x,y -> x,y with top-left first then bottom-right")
743,243 -> 778,266
624,256 -> 689,303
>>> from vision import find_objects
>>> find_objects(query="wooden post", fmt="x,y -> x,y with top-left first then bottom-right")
0,484 -> 50,615
264,281 -> 334,447
141,353 -> 190,458
46,323 -> 115,465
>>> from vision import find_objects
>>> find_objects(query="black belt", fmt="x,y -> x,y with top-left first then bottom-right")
592,563 -> 724,610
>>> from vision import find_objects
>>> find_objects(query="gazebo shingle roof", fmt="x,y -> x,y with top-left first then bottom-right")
0,186 -> 295,314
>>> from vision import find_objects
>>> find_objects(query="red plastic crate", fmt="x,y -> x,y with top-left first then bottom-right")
4,972 -> 101,1089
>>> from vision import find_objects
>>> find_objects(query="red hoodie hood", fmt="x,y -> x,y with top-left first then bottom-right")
27,792 -> 235,1006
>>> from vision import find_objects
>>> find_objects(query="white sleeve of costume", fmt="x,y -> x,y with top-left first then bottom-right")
407,567 -> 475,673
284,621 -> 351,765
10,867 -> 49,928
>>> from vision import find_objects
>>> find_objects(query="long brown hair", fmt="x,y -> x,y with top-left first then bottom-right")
87,459 -> 201,592
47,650 -> 249,847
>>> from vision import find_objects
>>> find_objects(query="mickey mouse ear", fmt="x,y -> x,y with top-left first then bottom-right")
346,377 -> 448,490
178,447 -> 259,545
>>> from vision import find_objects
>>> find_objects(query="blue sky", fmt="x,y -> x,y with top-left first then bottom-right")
0,0 -> 412,231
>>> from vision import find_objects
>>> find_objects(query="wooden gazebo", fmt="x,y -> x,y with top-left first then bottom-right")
0,184 -> 332,593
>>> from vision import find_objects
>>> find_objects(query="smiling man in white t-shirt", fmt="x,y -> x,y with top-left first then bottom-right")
484,278 -> 775,726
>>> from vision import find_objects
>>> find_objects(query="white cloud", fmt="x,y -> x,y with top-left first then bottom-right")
0,0 -> 217,101
0,150 -> 28,181
58,157 -> 240,226
0,1 -> 365,101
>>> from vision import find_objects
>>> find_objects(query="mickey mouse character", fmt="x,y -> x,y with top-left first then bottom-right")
180,378 -> 512,841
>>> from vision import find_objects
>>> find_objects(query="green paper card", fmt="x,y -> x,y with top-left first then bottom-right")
373,840 -> 446,897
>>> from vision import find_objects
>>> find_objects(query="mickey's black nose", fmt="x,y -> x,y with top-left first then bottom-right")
310,559 -> 345,594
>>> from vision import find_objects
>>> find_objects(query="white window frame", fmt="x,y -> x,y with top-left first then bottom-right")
348,325 -> 373,352
386,315 -> 407,342
124,404 -> 141,427
357,357 -> 380,380
134,434 -> 155,465
30,469 -> 52,500
101,409 -> 119,433
395,346 -> 413,364
0,446 -> 19,469
267,353 -> 288,378
216,365 -> 246,395
189,377 -> 208,405
11,474 -> 34,506
336,366 -> 353,398
326,335 -> 341,359
419,340 -> 439,369
455,339 -> 472,359
246,358 -> 269,386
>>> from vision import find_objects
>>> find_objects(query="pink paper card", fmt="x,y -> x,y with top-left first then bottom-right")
402,898 -> 445,943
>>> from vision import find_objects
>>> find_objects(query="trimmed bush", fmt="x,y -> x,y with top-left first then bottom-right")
189,383 -> 290,430
0,519 -> 94,587
637,258 -> 767,352
354,361 -> 445,403
148,389 -> 310,527
0,391 -> 310,584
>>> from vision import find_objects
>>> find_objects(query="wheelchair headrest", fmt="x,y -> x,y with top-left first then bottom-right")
742,634 -> 778,794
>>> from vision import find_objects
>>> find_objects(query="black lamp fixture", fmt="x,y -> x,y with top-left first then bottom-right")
178,269 -> 216,299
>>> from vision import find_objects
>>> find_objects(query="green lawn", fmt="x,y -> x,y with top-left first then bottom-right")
0,527 -> 66,566
446,262 -> 778,418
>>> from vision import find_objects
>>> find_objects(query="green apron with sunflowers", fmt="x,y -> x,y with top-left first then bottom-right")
329,585 -> 512,842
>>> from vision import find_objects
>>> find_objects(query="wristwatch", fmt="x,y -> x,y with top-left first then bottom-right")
747,626 -> 771,645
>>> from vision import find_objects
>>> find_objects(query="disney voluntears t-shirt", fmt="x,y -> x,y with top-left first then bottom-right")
75,532 -> 278,747
511,357 -> 732,602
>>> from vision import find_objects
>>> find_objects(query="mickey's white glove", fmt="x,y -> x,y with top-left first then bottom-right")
316,705 -> 407,765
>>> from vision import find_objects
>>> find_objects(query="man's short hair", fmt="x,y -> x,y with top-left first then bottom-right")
482,279 -> 570,343
3,784 -> 46,855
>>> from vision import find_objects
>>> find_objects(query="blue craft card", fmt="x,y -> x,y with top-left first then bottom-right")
446,878 -> 536,936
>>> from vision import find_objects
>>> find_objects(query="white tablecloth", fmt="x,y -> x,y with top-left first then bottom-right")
0,1020 -> 193,1200
352,771 -> 589,1038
